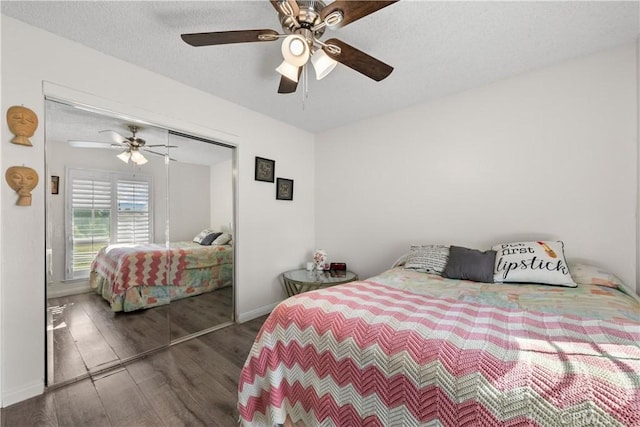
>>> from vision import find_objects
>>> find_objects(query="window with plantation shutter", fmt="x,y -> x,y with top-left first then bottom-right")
68,174 -> 112,279
65,169 -> 153,280
116,180 -> 150,244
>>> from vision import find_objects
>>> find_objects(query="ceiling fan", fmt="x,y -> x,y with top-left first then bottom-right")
180,0 -> 398,94
68,125 -> 176,165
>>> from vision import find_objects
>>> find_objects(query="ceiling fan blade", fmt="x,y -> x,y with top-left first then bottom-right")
277,68 -> 302,94
99,130 -> 128,144
68,140 -> 118,149
144,149 -> 177,161
320,1 -> 398,29
269,0 -> 300,17
181,29 -> 279,47
324,38 -> 393,81
145,144 -> 179,148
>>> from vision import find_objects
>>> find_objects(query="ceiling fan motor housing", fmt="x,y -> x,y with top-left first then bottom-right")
280,0 -> 326,39
127,124 -> 146,147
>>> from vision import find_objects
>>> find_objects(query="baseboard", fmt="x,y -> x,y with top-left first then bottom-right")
237,301 -> 280,323
2,380 -> 44,408
47,281 -> 91,298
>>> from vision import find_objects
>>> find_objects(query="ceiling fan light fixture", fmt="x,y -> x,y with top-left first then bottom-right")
311,49 -> 338,80
117,150 -> 131,163
281,34 -> 309,66
130,150 -> 148,165
289,38 -> 305,56
276,60 -> 300,82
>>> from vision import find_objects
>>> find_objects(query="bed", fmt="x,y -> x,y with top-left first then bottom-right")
90,241 -> 233,312
238,256 -> 640,426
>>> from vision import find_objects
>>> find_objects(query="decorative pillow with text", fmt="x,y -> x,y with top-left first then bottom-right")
404,245 -> 449,275
492,240 -> 576,287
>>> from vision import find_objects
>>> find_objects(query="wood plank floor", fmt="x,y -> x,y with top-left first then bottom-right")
47,287 -> 233,385
1,315 -> 267,427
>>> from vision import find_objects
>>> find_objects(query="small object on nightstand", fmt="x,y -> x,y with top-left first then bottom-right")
313,249 -> 327,270
330,262 -> 347,277
330,262 -> 346,271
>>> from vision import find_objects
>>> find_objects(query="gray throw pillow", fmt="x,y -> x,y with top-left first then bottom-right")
211,232 -> 232,246
442,245 -> 496,283
200,232 -> 222,246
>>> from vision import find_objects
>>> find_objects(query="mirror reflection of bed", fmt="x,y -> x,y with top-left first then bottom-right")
44,100 -> 235,385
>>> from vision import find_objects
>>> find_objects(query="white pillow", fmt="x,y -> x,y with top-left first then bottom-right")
404,245 -> 449,275
193,228 -> 215,244
492,240 -> 576,287
211,232 -> 232,246
568,262 -> 624,290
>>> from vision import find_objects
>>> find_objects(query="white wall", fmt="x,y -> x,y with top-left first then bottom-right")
316,43 -> 638,293
168,161 -> 212,242
210,159 -> 233,232
1,16 -> 314,406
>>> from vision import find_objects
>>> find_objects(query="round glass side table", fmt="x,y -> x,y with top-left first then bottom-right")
282,269 -> 358,297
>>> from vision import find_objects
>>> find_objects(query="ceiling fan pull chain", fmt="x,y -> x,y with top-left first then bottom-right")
301,64 -> 305,110
305,64 -> 308,100
302,64 -> 310,110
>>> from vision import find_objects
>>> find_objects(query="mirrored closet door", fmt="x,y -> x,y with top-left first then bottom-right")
44,99 -> 235,386
166,132 -> 234,341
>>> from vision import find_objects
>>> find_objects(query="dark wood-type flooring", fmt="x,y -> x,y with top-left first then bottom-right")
47,287 -> 233,385
1,314 -> 267,427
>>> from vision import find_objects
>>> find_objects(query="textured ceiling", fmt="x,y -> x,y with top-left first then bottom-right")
46,100 -> 233,166
3,1 -> 639,133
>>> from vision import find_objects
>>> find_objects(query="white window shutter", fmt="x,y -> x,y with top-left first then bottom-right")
116,179 -> 151,244
69,176 -> 112,278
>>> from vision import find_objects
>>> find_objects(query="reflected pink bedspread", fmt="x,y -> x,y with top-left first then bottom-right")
90,241 -> 232,296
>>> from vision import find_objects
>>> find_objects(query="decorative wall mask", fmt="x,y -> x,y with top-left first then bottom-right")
7,105 -> 38,146
5,166 -> 39,206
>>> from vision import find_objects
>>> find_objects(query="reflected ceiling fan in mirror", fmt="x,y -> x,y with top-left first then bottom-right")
181,0 -> 398,94
68,125 -> 177,165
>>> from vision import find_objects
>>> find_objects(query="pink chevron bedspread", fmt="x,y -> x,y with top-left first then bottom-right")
238,274 -> 640,426
90,241 -> 232,297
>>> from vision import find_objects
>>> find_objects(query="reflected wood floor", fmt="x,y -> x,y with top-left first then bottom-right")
47,287 -> 233,384
1,315 -> 267,427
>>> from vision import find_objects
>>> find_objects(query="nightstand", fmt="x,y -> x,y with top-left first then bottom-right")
282,269 -> 358,297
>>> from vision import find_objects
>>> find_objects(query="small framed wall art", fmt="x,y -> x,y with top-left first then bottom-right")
276,178 -> 294,201
255,156 -> 275,182
51,175 -> 59,195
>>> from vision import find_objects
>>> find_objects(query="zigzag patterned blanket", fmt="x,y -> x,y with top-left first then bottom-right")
91,241 -> 232,297
238,275 -> 640,426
